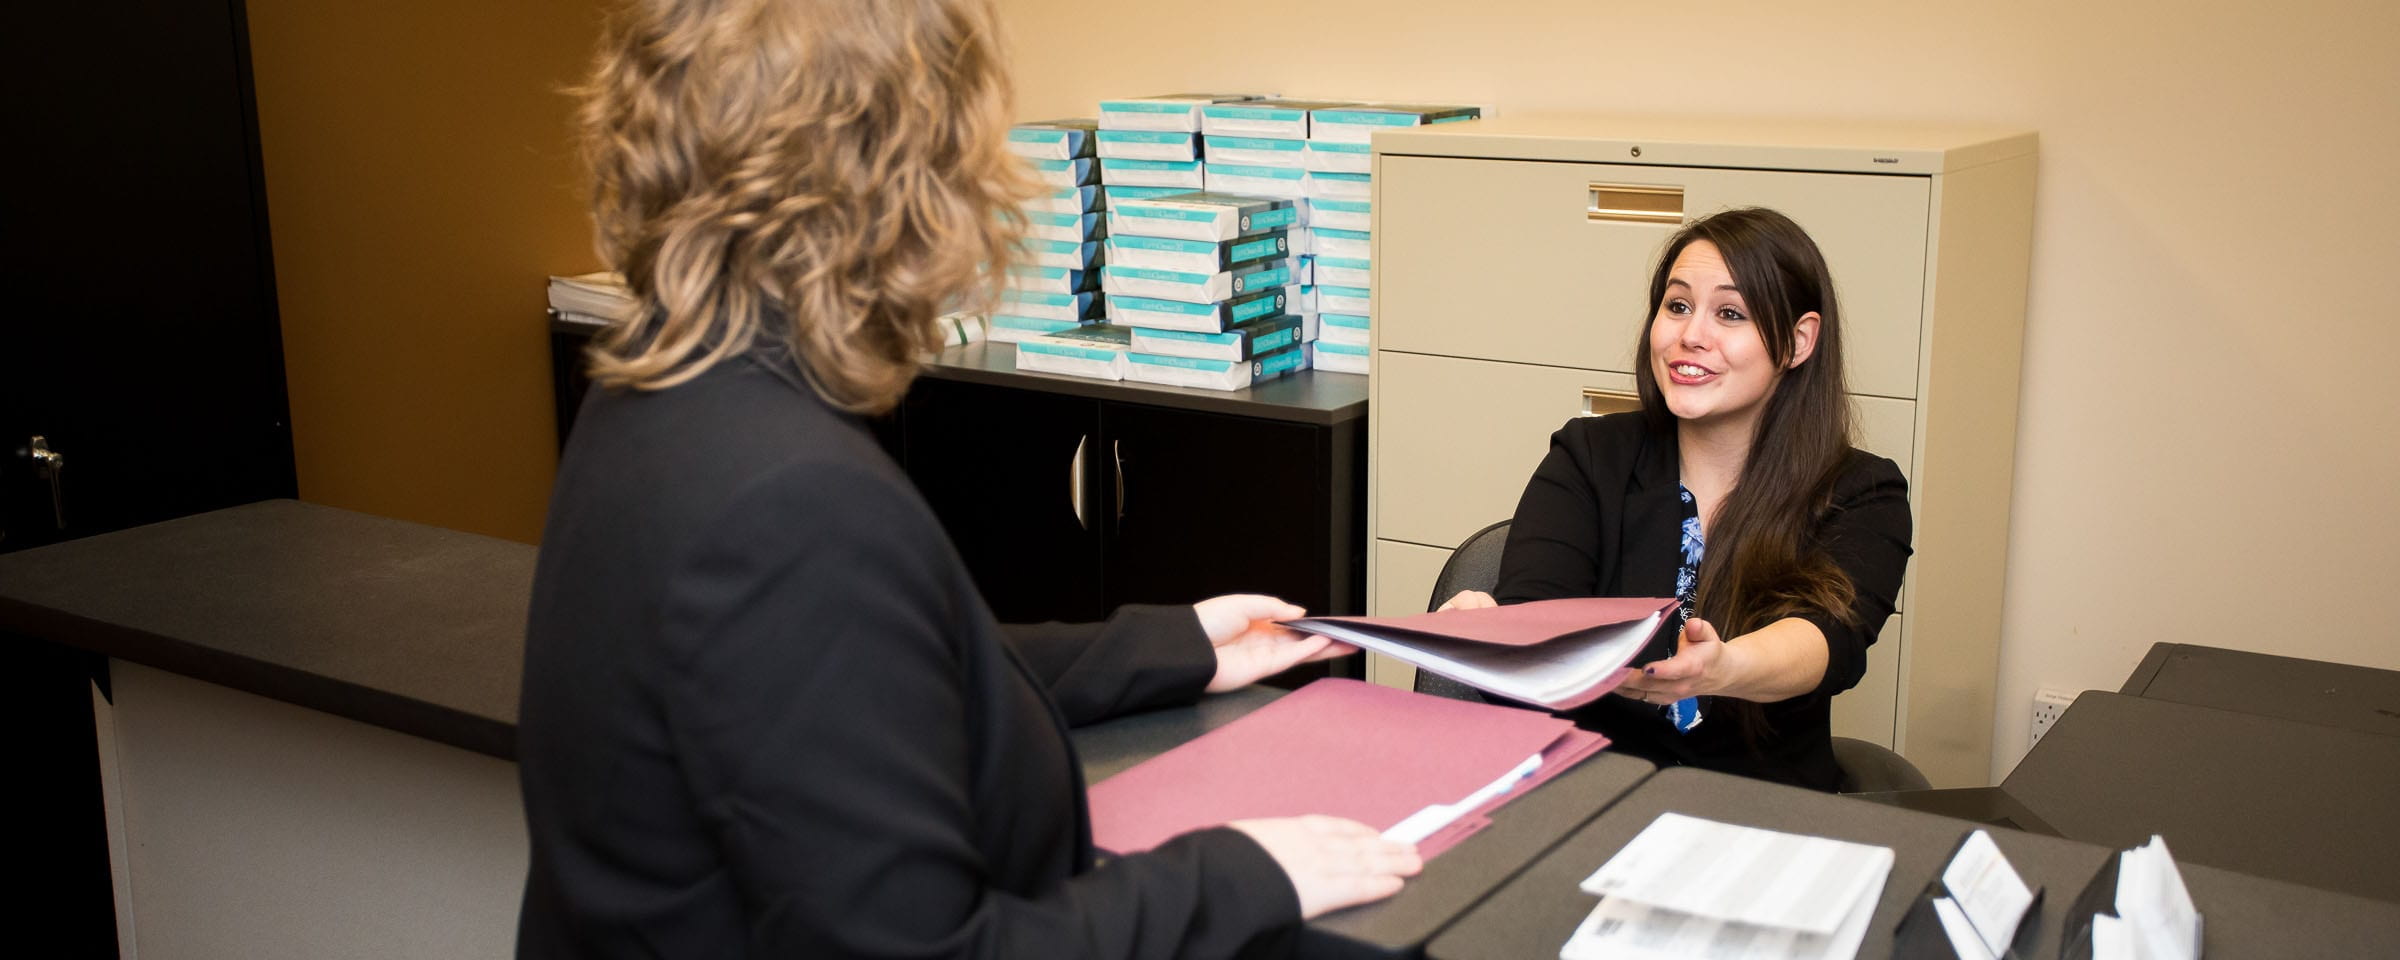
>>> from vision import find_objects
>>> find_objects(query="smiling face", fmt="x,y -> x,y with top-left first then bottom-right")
1646,239 -> 1818,436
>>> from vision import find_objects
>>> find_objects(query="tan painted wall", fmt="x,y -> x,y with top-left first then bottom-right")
247,1 -> 604,544
998,0 -> 2400,781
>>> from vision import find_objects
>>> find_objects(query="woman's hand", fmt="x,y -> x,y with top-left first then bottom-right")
1229,816 -> 1422,919
1613,618 -> 1737,705
1196,594 -> 1354,693
1435,590 -> 1497,612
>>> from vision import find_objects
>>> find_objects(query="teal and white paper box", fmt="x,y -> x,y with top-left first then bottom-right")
1200,99 -> 1361,139
1317,283 -> 1371,315
1103,259 -> 1295,305
1024,185 -> 1103,215
1301,139 -> 1371,174
1129,314 -> 1301,362
1006,118 -> 1099,160
1109,192 -> 1298,243
1099,93 -> 1270,133
1318,311 -> 1371,347
1313,227 -> 1370,261
1028,157 -> 1098,188
987,314 -> 1086,344
1311,339 -> 1370,374
1106,286 -> 1286,334
1104,185 -> 1192,206
1002,265 -> 1097,296
1106,231 -> 1290,274
1304,197 -> 1370,232
1307,104 -> 1481,144
1305,171 -> 1372,200
1096,129 -> 1202,162
1016,324 -> 1133,381
1202,135 -> 1308,169
1314,255 -> 1370,288
1205,162 -> 1307,199
996,289 -> 1100,322
1024,210 -> 1105,243
1125,341 -> 1308,391
1021,238 -> 1102,270
1101,158 -> 1205,189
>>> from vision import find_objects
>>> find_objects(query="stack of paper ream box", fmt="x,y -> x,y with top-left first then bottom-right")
1197,98 -> 1360,351
1300,104 -> 1481,374
999,119 -> 1107,344
1021,191 -> 1307,390
1095,94 -> 1266,210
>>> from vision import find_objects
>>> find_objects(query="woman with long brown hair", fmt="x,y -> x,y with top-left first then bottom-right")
517,1 -> 1418,956
1440,207 -> 1913,790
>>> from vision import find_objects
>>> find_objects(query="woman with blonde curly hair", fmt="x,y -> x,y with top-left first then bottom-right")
516,1 -> 1420,957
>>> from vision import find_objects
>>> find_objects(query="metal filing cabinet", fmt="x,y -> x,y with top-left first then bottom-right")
1366,115 -> 2037,787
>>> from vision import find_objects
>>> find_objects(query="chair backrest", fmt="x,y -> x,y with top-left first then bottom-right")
1425,520 -> 1512,612
1414,520 -> 1512,701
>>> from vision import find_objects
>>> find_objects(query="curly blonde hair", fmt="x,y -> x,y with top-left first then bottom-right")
576,0 -> 1033,412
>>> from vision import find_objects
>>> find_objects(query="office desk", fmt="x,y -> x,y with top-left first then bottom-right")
1427,767 -> 2400,959
2120,641 -> 2400,737
2003,691 -> 2400,902
1070,689 -> 1657,958
1428,767 -> 2114,960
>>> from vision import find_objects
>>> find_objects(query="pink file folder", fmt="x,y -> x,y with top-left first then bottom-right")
1087,678 -> 1608,860
1277,597 -> 1680,710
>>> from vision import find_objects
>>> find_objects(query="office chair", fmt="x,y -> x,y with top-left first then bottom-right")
1412,520 -> 1930,794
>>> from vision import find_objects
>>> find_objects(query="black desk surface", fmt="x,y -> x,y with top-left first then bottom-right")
1071,686 -> 1657,958
1428,767 -> 2116,960
1428,766 -> 2400,959
2004,691 -> 2400,903
2120,641 -> 2400,737
0,499 -> 529,758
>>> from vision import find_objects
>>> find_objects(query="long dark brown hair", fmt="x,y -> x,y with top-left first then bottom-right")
1633,208 -> 1858,734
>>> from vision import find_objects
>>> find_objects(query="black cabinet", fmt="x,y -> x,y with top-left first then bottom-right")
903,373 -> 1364,625
550,326 -> 1367,634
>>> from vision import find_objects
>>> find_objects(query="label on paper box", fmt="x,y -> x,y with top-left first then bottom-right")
1306,171 -> 1373,199
1106,185 -> 1190,203
1254,342 -> 1309,378
1006,118 -> 1098,159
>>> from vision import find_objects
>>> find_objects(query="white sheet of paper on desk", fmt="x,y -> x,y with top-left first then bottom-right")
1942,829 -> 2034,956
1931,897 -> 1998,960
1561,812 -> 1894,960
2114,836 -> 2201,960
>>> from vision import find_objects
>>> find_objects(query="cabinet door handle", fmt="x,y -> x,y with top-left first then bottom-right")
1587,183 -> 1683,224
1112,439 -> 1125,524
1070,435 -> 1089,530
1579,388 -> 1641,417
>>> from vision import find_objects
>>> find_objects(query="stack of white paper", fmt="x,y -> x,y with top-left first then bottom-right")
1564,813 -> 1894,960
2089,836 -> 2201,960
1928,830 -> 2036,960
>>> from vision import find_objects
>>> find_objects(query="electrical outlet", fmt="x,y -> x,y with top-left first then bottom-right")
2029,688 -> 2076,748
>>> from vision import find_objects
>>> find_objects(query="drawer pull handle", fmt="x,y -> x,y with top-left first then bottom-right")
1070,435 -> 1089,530
1587,183 -> 1683,224
1580,388 -> 1640,417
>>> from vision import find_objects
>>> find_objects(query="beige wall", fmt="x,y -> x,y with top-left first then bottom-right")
247,1 -> 604,544
999,0 -> 2400,780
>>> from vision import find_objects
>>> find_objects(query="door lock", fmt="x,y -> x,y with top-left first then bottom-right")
28,435 -> 65,530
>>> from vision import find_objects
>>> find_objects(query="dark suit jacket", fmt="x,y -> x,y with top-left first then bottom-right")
1493,413 -> 1913,790
517,347 -> 1296,959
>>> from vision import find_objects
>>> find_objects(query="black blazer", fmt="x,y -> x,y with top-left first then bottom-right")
517,348 -> 1296,959
1492,413 -> 1913,790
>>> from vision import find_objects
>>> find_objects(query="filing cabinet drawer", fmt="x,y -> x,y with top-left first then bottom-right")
1374,352 -> 1637,551
1376,154 -> 1932,399
1830,613 -> 1904,748
1366,538 -> 1455,690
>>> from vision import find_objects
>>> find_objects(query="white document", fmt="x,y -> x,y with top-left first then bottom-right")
1383,753 -> 1540,844
1943,829 -> 2035,956
2114,836 -> 2201,960
2090,913 -> 2133,960
1931,898 -> 1996,960
1561,813 -> 1894,960
1281,612 -> 1661,710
